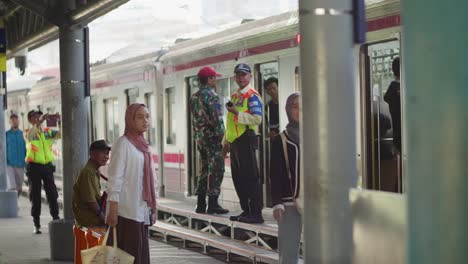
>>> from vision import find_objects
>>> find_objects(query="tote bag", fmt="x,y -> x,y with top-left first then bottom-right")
81,227 -> 135,264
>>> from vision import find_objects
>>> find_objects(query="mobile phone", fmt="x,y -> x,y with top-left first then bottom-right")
46,114 -> 59,127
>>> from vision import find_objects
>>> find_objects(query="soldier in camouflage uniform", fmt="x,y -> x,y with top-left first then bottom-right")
189,66 -> 229,214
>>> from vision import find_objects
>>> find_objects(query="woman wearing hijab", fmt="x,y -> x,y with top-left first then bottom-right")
106,103 -> 157,264
269,93 -> 301,264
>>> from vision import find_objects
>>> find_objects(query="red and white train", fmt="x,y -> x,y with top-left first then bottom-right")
6,0 -> 402,209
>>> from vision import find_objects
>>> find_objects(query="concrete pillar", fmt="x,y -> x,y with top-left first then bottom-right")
0,72 -> 18,217
299,0 -> 357,263
403,1 -> 468,263
49,25 -> 89,262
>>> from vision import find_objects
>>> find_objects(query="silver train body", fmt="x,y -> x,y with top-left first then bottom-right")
6,0 -> 402,210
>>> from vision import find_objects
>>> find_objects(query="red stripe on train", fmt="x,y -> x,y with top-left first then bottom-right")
367,14 -> 401,32
163,38 -> 299,74
151,153 -> 185,163
163,14 -> 401,74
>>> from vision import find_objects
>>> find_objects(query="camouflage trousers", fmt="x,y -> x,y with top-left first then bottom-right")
195,142 -> 225,196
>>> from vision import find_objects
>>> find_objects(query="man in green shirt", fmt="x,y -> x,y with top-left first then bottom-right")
72,140 -> 111,227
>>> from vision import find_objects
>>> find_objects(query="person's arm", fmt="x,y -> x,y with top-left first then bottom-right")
237,94 -> 263,125
25,126 -> 39,141
204,91 -> 222,127
270,137 -> 286,207
50,114 -> 62,140
106,138 -> 127,226
78,172 -> 105,221
384,83 -> 396,104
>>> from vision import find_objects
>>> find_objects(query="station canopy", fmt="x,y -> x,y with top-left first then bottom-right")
0,0 -> 129,57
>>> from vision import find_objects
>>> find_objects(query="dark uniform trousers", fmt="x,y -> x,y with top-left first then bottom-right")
27,162 -> 59,226
230,129 -> 263,216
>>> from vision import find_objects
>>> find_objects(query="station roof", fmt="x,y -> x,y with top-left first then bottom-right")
0,0 -> 129,58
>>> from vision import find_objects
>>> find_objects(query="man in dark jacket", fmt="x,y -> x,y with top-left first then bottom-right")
384,57 -> 401,153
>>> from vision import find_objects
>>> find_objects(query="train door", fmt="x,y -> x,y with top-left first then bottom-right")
254,61 -> 279,207
187,76 -> 200,196
125,88 -> 139,106
361,40 -> 400,192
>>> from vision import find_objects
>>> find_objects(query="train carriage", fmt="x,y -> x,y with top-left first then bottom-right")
5,0 -> 403,211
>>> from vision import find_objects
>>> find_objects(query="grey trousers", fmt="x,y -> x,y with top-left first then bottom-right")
278,205 -> 302,264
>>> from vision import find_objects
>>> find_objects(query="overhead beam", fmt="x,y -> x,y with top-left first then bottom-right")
10,0 -> 63,26
70,0 -> 129,27
6,0 -> 129,56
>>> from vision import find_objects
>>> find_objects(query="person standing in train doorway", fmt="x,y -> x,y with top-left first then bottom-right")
384,57 -> 402,192
24,110 -> 61,234
224,63 -> 264,223
189,66 -> 229,215
264,77 -> 280,138
6,112 -> 26,197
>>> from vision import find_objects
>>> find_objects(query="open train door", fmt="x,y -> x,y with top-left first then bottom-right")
254,61 -> 279,208
360,39 -> 401,192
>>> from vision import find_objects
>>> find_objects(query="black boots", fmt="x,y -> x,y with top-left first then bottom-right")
195,195 -> 229,214
207,196 -> 229,215
195,194 -> 207,214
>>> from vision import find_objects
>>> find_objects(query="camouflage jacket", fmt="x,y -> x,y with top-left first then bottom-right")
190,86 -> 225,144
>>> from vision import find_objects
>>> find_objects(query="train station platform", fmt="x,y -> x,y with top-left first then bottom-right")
0,196 -> 226,264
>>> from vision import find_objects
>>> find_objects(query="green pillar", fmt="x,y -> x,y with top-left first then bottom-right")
403,1 -> 468,263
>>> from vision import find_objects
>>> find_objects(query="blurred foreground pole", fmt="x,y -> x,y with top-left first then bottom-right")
299,0 -> 358,263
0,72 -> 18,217
0,17 -> 18,217
49,0 -> 89,260
403,1 -> 468,263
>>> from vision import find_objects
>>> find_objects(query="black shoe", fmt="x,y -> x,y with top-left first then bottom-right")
229,211 -> 248,221
52,216 -> 60,221
33,226 -> 42,234
207,196 -> 229,215
238,214 -> 264,224
195,194 -> 207,214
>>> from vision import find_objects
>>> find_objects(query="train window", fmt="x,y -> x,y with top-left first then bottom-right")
165,87 -> 176,145
104,98 -> 120,144
145,92 -> 157,145
294,66 -> 301,92
230,77 -> 237,91
126,88 -> 139,106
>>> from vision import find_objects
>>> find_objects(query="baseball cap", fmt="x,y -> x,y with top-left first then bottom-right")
27,110 -> 43,119
10,112 -> 18,119
90,140 -> 111,152
234,63 -> 251,74
198,66 -> 222,78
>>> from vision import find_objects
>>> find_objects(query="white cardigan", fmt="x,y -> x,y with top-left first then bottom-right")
106,136 -> 156,224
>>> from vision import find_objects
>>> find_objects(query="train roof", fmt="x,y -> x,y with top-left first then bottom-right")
159,10 -> 299,61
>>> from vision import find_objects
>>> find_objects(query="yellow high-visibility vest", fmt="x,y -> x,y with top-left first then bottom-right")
225,88 -> 259,143
25,128 -> 56,164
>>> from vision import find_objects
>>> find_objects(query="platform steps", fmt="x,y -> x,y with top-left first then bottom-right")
150,200 -> 296,264
150,199 -> 303,263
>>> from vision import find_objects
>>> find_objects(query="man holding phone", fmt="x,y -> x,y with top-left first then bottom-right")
24,110 -> 62,234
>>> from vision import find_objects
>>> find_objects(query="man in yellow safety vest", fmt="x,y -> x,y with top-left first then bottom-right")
24,110 -> 61,234
224,63 -> 264,224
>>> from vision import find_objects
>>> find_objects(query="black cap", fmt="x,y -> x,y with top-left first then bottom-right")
234,63 -> 251,74
27,110 -> 43,119
90,140 -> 111,151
